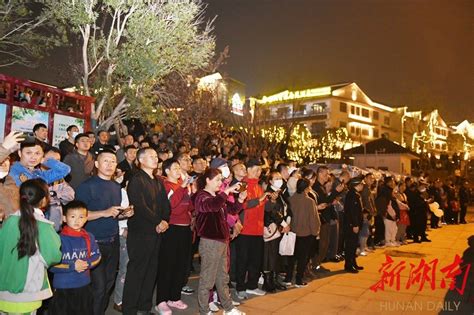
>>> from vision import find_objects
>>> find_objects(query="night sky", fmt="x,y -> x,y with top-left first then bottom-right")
3,0 -> 472,122
204,0 -> 473,122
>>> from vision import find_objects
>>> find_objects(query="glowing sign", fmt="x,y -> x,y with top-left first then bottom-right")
231,93 -> 244,116
258,87 -> 331,104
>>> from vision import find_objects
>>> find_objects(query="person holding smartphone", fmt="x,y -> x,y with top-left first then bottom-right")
262,171 -> 292,292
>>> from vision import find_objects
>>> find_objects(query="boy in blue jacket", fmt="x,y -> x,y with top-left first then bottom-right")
49,200 -> 101,315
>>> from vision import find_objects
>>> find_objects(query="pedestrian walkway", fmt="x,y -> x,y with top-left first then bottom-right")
107,208 -> 474,315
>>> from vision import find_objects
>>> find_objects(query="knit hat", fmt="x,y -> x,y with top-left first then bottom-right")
210,157 -> 228,169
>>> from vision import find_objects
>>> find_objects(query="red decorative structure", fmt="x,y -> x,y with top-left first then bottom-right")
0,73 -> 93,142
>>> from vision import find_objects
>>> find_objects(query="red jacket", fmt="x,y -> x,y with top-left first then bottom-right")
164,179 -> 193,225
241,178 -> 266,236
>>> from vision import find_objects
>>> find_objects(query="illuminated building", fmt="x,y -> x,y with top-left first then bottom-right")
250,82 -> 404,147
404,109 -> 452,157
198,72 -> 246,117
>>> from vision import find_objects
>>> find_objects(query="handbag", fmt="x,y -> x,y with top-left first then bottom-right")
263,223 -> 281,242
279,232 -> 296,256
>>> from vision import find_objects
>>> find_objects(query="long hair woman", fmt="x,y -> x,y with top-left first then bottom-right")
0,179 -> 62,314
194,168 -> 247,315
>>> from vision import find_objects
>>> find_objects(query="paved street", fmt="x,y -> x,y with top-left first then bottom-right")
107,208 -> 474,315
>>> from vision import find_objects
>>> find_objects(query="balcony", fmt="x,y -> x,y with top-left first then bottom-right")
258,108 -> 328,123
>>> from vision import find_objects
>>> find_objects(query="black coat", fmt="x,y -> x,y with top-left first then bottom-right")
313,181 -> 339,223
264,186 -> 292,227
343,188 -> 363,231
126,169 -> 171,234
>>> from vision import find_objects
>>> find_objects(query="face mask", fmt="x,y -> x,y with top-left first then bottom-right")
272,179 -> 283,189
0,171 -> 8,179
71,131 -> 79,139
220,166 -> 230,179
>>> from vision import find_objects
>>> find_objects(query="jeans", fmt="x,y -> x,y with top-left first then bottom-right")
113,235 -> 129,305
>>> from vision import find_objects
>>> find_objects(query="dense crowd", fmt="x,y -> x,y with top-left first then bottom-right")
0,122 -> 471,315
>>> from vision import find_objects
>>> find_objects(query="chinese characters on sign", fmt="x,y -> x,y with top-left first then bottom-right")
371,255 -> 471,295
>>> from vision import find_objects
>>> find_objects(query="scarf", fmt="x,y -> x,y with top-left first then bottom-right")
61,225 -> 91,258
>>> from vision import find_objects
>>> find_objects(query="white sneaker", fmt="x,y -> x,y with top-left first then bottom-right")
392,241 -> 401,247
236,291 -> 248,300
386,241 -> 395,247
224,308 -> 246,315
209,302 -> 219,312
246,288 -> 266,296
359,251 -> 368,256
232,300 -> 241,306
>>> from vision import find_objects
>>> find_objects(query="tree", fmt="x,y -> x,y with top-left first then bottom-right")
47,0 -> 215,129
0,1 -> 63,67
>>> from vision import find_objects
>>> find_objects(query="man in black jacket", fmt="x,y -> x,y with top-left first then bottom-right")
122,147 -> 171,315
406,183 -> 431,243
311,166 -> 343,272
343,176 -> 365,273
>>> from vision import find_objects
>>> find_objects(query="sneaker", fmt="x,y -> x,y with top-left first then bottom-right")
209,302 -> 219,312
295,281 -> 308,288
359,251 -> 368,256
156,301 -> 172,315
314,265 -> 331,273
224,308 -> 246,315
386,241 -> 395,247
246,288 -> 266,296
392,241 -> 401,247
283,281 -> 292,286
236,291 -> 248,300
232,300 -> 241,306
181,285 -> 194,295
168,300 -> 188,310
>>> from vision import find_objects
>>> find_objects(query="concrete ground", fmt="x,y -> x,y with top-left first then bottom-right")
107,208 -> 474,315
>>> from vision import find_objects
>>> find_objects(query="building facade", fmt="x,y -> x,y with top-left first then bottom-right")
250,82 -> 404,147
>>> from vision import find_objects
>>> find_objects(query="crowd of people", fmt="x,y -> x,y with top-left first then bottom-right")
0,122 -> 471,315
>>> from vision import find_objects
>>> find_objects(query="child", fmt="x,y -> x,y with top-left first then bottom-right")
0,179 -> 62,315
358,209 -> 370,256
49,200 -> 101,315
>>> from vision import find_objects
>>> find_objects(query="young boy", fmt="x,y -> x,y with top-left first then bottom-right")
49,200 -> 101,315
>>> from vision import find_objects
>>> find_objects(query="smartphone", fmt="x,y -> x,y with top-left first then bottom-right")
21,131 -> 36,143
238,182 -> 247,192
188,175 -> 197,184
